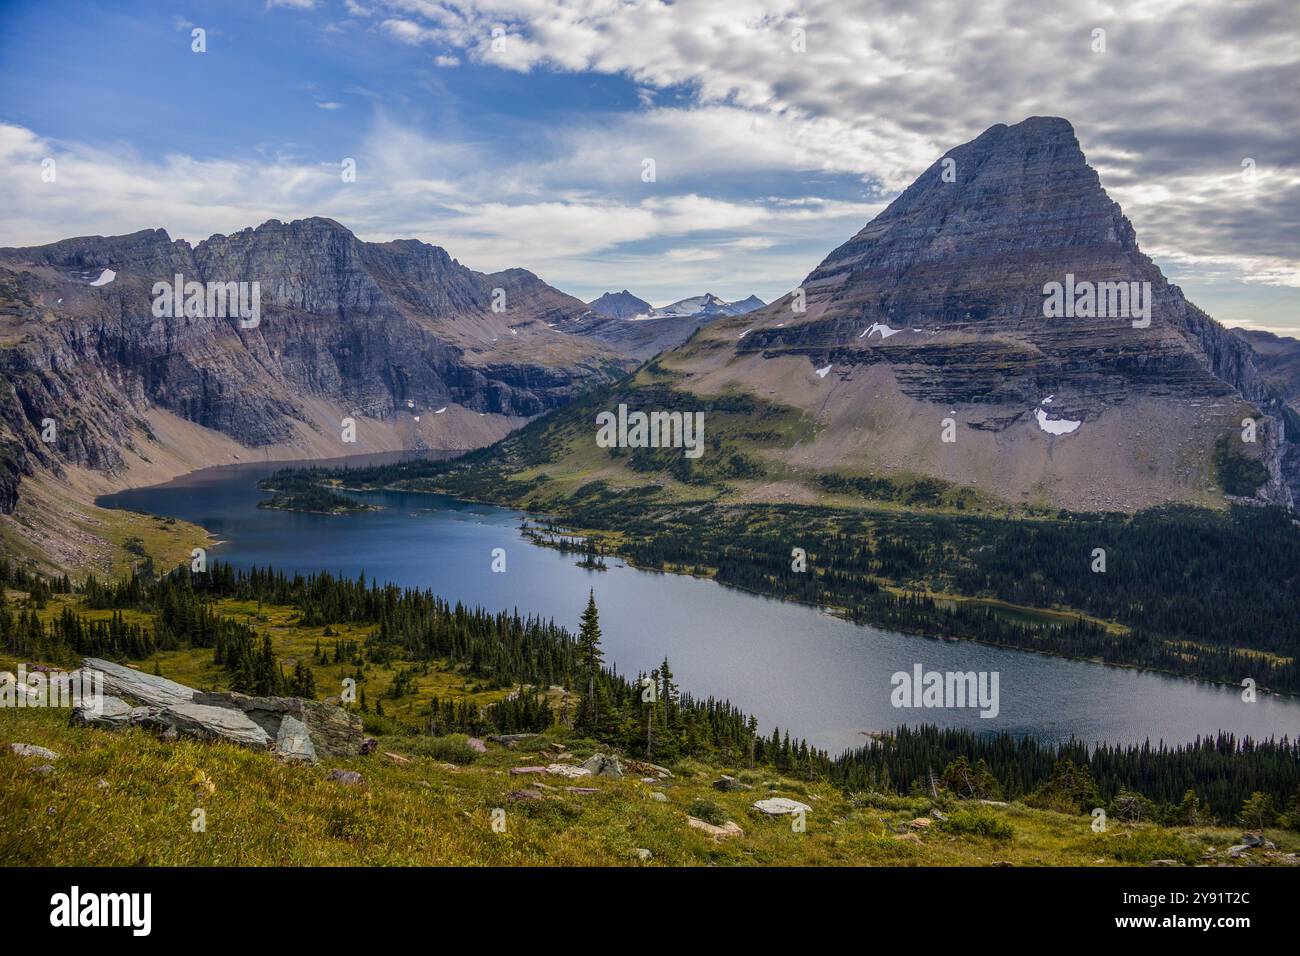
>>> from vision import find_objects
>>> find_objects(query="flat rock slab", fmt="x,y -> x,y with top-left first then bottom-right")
752,797 -> 812,817
510,766 -> 547,775
688,817 -> 743,840
9,743 -> 59,761
80,658 -> 196,708
161,702 -> 272,749
546,764 -> 592,779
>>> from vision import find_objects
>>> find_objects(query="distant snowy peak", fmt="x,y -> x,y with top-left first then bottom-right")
651,292 -> 766,319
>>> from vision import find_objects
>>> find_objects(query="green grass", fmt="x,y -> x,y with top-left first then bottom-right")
4,705 -> 1296,866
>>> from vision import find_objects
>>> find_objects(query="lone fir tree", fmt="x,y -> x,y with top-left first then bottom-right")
577,589 -> 604,728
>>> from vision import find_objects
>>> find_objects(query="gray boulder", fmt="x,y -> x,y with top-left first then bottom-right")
74,658 -> 362,762
581,754 -> 624,778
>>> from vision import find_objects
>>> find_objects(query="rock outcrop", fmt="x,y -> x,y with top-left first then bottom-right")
73,657 -> 362,761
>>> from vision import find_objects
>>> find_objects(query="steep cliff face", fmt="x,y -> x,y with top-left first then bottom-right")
627,118 -> 1296,511
1232,328 -> 1300,409
0,217 -> 631,516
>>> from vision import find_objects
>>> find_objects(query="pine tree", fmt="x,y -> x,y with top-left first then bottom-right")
576,590 -> 604,728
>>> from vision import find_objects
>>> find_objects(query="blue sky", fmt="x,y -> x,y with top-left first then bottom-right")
1,0 -> 1297,329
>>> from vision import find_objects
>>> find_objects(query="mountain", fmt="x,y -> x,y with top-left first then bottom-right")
651,292 -> 765,318
552,291 -> 764,361
587,289 -> 652,319
1232,328 -> 1300,410
0,216 -> 634,565
446,117 -> 1299,514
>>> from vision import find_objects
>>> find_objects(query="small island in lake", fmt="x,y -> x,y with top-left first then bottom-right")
256,471 -> 380,515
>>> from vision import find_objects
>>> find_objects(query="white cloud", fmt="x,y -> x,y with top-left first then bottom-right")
337,0 -> 1300,295
0,121 -> 873,303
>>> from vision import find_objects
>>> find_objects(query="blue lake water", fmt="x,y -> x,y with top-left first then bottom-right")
99,455 -> 1300,755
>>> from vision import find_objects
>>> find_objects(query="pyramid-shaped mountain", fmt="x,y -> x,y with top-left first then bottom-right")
508,117 -> 1298,513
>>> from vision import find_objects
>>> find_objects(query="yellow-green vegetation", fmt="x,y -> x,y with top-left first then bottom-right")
6,704 -> 1294,866
16,593 -> 518,726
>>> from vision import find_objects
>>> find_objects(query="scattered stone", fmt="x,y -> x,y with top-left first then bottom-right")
487,733 -> 538,748
382,751 -> 412,765
1239,833 -> 1264,847
635,848 -> 653,861
650,791 -> 669,802
8,743 -> 59,761
326,769 -> 363,786
360,738 -> 378,755
713,775 -> 741,792
752,797 -> 812,817
930,809 -> 948,822
508,789 -> 542,801
565,786 -> 599,794
546,763 -> 591,779
509,766 -> 547,775
466,737 -> 488,754
1149,859 -> 1181,866
909,817 -> 932,830
688,816 -> 743,840
581,754 -> 624,778
1228,844 -> 1251,858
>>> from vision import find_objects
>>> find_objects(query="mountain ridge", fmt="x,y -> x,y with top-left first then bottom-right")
0,216 -> 633,568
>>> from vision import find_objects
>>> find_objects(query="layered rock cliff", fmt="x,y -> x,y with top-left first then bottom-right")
0,217 -> 631,519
